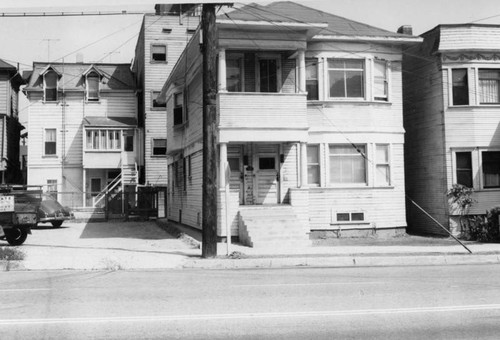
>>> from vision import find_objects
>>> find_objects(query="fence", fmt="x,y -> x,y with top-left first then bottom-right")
53,186 -> 167,220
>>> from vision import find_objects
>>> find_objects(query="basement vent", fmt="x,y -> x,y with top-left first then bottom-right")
162,28 -> 172,33
186,28 -> 196,34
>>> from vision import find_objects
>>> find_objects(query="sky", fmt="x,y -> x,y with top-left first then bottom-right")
2,0 -> 500,124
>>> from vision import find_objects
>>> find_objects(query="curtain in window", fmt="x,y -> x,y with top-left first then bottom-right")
329,145 -> 366,184
479,70 -> 500,103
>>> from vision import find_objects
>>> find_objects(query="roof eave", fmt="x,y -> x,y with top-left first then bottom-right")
312,34 -> 423,44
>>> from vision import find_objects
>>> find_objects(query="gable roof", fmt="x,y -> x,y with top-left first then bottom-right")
24,62 -> 135,92
0,59 -> 16,71
220,1 -> 419,41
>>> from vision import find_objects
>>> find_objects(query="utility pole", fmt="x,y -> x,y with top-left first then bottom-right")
42,38 -> 60,61
201,3 -> 219,258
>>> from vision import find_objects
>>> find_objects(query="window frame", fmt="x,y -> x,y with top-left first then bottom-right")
373,59 -> 389,102
374,144 -> 391,186
152,138 -> 167,156
327,58 -> 366,100
151,44 -> 167,63
151,90 -> 166,110
43,128 -> 57,156
226,53 -> 245,92
332,211 -> 366,224
256,54 -> 282,93
85,71 -> 100,102
481,150 -> 500,189
328,144 -> 367,186
43,71 -> 58,103
307,144 -> 320,186
455,151 -> 473,188
306,58 -> 319,100
478,68 -> 500,105
173,92 -> 185,126
85,129 -> 122,151
451,68 -> 469,106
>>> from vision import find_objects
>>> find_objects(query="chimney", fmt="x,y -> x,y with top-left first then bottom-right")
76,53 -> 84,63
155,4 -> 171,15
397,25 -> 413,35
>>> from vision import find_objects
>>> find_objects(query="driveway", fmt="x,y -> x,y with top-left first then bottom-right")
13,220 -> 200,270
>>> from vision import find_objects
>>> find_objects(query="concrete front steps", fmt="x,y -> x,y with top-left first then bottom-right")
238,205 -> 310,248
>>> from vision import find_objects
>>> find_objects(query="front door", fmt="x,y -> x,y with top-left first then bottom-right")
254,144 -> 280,204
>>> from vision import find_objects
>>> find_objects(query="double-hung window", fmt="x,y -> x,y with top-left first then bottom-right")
306,59 -> 319,100
482,151 -> 500,188
226,56 -> 243,92
86,72 -> 100,102
44,71 -> 58,102
452,69 -> 469,105
479,69 -> 500,104
151,44 -> 167,62
307,145 -> 320,185
152,138 -> 167,156
258,58 -> 279,93
328,59 -> 365,99
329,144 -> 366,184
44,129 -> 57,155
373,60 -> 388,101
375,144 -> 390,186
173,92 -> 184,126
456,151 -> 473,188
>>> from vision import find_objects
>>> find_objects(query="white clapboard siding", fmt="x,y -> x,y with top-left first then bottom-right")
439,26 -> 500,51
0,76 -> 7,115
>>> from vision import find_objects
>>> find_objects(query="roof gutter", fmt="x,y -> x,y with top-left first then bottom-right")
312,34 -> 423,44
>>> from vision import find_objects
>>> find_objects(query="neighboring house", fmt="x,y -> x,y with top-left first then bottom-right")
403,24 -> 500,236
132,4 -> 200,187
23,62 -> 139,208
160,2 -> 421,246
0,59 -> 25,184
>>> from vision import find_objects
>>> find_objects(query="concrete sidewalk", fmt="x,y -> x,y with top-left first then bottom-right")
1,219 -> 500,271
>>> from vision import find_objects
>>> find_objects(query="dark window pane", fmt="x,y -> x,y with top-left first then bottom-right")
452,69 -> 469,105
125,135 -> 134,152
351,213 -> 364,221
228,158 -> 240,172
259,157 -> 275,170
345,71 -> 364,97
45,142 -> 56,155
337,213 -> 350,221
259,59 -> 278,93
173,107 -> 183,125
483,151 -> 500,188
152,45 -> 166,61
329,71 -> 345,97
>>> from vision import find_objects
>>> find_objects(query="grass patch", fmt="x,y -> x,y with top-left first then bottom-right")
0,247 -> 25,261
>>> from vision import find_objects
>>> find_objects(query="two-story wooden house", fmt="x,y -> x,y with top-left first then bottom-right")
404,24 -> 500,236
132,4 -> 200,187
0,59 -> 25,184
24,62 -> 140,208
161,2 -> 421,246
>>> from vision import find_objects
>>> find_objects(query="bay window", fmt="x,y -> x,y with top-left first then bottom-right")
452,69 -> 469,105
479,69 -> 500,104
86,129 -> 122,150
482,151 -> 500,188
306,59 -> 319,100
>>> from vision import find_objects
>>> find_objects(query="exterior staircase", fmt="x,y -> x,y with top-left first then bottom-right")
238,205 -> 310,248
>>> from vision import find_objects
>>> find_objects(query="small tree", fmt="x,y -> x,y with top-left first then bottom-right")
447,184 -> 476,237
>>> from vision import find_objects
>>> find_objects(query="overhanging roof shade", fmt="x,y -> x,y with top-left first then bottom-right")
83,117 -> 137,128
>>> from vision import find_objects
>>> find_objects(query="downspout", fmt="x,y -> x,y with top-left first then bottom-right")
1,115 -> 5,184
61,60 -> 66,193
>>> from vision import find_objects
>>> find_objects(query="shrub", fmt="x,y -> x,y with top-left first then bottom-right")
467,207 -> 500,242
0,247 -> 25,261
447,184 -> 475,214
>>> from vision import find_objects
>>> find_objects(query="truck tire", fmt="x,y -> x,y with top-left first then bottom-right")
5,227 -> 28,246
51,221 -> 63,228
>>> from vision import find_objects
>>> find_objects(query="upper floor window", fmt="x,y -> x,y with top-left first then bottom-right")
306,59 -> 319,100
373,60 -> 388,101
173,92 -> 184,126
151,44 -> 167,62
86,72 -> 100,102
328,59 -> 364,99
44,128 -> 57,155
452,69 -> 469,105
152,91 -> 166,110
86,129 -> 121,150
258,58 -> 279,93
152,138 -> 167,156
44,71 -> 58,102
227,57 -> 243,92
479,69 -> 500,104
329,144 -> 366,184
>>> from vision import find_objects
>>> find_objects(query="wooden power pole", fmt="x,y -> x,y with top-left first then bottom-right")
201,3 -> 219,258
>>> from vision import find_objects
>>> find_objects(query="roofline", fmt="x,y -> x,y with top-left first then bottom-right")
311,34 -> 423,44
217,18 -> 328,29
421,23 -> 500,37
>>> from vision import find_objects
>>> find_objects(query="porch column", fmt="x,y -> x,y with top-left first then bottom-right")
300,142 -> 308,188
83,168 -> 87,207
219,142 -> 228,187
218,48 -> 227,92
298,49 -> 306,93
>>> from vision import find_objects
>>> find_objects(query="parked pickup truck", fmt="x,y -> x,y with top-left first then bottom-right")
0,185 -> 42,246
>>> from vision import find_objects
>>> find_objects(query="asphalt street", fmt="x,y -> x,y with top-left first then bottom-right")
2,264 -> 500,339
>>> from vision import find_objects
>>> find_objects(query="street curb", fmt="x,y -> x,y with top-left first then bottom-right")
182,254 -> 500,269
0,260 -> 25,271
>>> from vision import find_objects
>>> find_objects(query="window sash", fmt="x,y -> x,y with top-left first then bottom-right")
307,145 -> 320,185
306,59 -> 319,100
152,138 -> 167,155
86,74 -> 99,101
85,129 -> 122,150
152,91 -> 166,109
44,72 -> 58,102
482,151 -> 500,188
328,59 -> 365,99
373,60 -> 388,101
259,59 -> 278,93
226,58 -> 243,92
375,144 -> 390,186
455,152 -> 473,188
152,45 -> 167,62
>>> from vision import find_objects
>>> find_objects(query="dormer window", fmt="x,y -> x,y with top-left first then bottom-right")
86,71 -> 100,102
44,71 -> 58,102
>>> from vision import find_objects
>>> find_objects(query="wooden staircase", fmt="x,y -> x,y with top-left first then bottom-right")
238,205 -> 310,248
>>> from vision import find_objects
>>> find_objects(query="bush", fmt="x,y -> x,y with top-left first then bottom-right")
467,207 -> 500,242
0,247 -> 25,261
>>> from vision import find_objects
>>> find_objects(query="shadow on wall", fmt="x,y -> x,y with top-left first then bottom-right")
79,221 -> 177,240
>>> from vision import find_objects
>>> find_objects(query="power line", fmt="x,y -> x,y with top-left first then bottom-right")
0,10 -> 150,17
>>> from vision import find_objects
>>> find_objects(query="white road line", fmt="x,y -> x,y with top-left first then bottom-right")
2,304 -> 500,326
233,282 -> 385,287
0,288 -> 51,292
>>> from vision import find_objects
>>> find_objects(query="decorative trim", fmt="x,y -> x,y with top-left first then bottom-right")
442,53 -> 500,61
